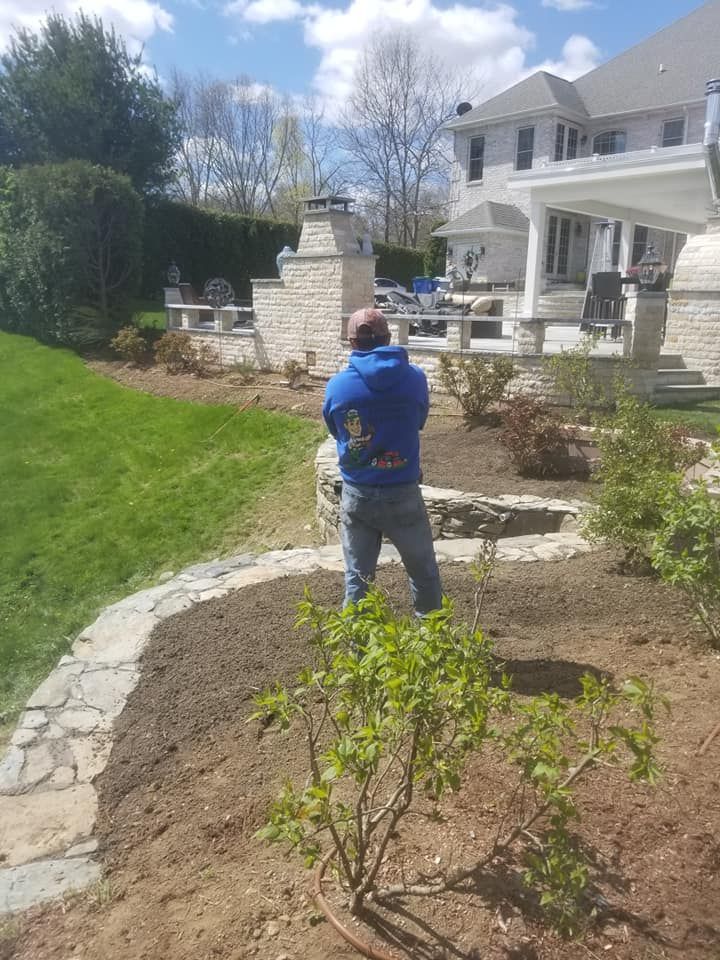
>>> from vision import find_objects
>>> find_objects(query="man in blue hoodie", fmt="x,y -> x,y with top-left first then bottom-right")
323,308 -> 443,615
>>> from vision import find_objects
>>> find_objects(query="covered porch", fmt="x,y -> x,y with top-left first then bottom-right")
508,143 -> 713,319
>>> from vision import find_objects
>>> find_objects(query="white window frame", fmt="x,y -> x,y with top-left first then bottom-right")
592,130 -> 627,156
554,121 -> 580,161
467,134 -> 485,182
662,117 -> 685,148
515,126 -> 535,171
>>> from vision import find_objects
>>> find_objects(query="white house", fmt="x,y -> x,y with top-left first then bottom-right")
435,0 -> 720,314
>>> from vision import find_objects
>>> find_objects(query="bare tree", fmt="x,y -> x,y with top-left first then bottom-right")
169,70 -> 219,206
341,31 -> 466,247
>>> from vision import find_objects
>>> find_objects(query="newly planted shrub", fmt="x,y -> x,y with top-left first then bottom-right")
256,588 -> 664,935
583,395 -> 702,567
111,325 -> 149,364
438,353 -> 514,423
651,478 -> 720,648
500,394 -> 570,477
281,358 -> 305,389
544,335 -> 618,423
154,331 -> 216,375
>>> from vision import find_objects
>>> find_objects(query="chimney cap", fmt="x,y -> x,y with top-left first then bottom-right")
706,78 -> 720,96
303,195 -> 355,212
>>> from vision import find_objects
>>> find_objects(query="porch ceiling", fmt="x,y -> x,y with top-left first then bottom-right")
509,144 -> 712,234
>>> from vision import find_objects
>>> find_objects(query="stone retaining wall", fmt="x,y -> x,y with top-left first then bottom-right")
315,439 -> 586,544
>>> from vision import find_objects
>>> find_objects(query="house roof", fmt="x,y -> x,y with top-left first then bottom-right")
432,201 -> 529,237
447,72 -> 587,127
447,0 -> 720,129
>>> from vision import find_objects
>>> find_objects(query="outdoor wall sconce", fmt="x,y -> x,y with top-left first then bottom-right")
167,261 -> 181,286
638,243 -> 663,290
580,134 -> 588,145
575,222 -> 583,237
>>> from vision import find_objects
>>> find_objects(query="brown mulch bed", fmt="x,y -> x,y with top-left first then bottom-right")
88,360 -> 593,500
11,553 -> 720,960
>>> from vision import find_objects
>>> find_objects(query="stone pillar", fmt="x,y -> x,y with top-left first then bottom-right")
516,318 -> 545,355
628,291 -> 666,367
387,316 -> 410,345
445,317 -> 472,350
522,199 -> 547,318
665,217 -> 720,385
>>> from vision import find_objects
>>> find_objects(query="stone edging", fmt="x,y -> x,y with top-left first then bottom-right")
316,438 -> 588,544
0,534 -> 593,915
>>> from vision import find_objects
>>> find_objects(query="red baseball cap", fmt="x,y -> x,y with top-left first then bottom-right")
348,308 -> 390,341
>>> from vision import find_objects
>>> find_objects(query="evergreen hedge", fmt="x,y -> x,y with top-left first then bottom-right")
142,200 -> 299,300
142,199 -> 428,298
0,160 -> 143,345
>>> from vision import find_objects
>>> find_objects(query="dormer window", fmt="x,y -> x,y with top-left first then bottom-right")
516,126 -> 535,170
468,135 -> 485,181
592,130 -> 626,155
662,118 -> 685,147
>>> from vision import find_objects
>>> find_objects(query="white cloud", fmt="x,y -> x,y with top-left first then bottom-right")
0,0 -> 173,57
534,34 -> 601,80
542,0 -> 594,9
224,0 -> 601,116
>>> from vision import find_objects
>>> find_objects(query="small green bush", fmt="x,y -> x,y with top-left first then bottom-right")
154,331 -> 216,376
651,478 -> 720,648
500,395 -> 570,477
438,353 -> 514,423
543,336 -> 613,423
230,357 -> 256,384
583,395 -> 702,567
256,588 -> 664,934
110,325 -> 149,364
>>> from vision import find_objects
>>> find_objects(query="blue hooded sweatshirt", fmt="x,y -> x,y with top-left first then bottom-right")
323,346 -> 429,486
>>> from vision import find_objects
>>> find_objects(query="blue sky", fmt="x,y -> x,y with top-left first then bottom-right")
0,0 -> 712,112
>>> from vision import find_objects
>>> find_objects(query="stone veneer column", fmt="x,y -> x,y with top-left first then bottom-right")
628,291 -> 666,367
250,205 -> 375,379
665,217 -> 720,385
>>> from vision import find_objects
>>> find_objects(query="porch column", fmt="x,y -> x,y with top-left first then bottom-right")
522,199 -> 546,318
618,220 -> 636,276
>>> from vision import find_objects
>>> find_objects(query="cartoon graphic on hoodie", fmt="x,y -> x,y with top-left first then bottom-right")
323,346 -> 427,485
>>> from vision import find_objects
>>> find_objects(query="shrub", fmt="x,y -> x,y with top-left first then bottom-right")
651,479 -> 720,648
154,331 -> 217,376
230,358 -> 256,384
281,358 -> 304,388
256,588 -> 664,935
500,395 -> 570,477
582,395 -> 702,567
373,240 -> 425,287
543,335 -> 618,423
0,161 -> 143,346
438,353 -> 514,423
423,226 -> 447,279
111,325 -> 149,364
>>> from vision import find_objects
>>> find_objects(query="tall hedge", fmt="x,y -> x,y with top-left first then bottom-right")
0,160 -> 143,345
373,241 -> 425,287
142,200 -> 431,299
142,200 -> 300,300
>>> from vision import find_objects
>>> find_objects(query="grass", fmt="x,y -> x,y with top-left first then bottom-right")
130,299 -> 166,329
650,400 -> 720,439
0,331 -> 325,724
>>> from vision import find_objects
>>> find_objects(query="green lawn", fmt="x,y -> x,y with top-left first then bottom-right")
0,331 -> 324,722
131,299 -> 166,329
651,400 -> 720,439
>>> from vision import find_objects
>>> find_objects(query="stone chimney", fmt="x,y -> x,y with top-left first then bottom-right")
297,196 -> 362,257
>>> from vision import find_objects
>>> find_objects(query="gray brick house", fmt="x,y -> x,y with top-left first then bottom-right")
435,0 -> 720,314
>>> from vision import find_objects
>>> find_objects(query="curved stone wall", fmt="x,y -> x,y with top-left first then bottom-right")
666,217 -> 720,386
315,439 -> 586,544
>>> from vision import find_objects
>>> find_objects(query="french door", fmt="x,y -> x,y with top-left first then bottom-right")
545,215 -> 572,278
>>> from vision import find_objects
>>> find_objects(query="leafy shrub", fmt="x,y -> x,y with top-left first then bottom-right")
111,325 -> 149,364
230,358 -> 256,384
651,479 -> 720,648
544,336 -> 617,423
583,395 -> 702,567
438,353 -> 514,423
281,358 -> 304,388
154,331 -> 216,375
500,395 -> 570,477
423,226 -> 447,279
0,160 -> 143,345
373,240 -> 425,287
256,588 -> 664,933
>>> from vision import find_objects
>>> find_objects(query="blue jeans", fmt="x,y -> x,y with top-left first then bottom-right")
339,481 -> 443,615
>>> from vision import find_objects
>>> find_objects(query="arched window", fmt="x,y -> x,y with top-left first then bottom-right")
592,130 -> 626,156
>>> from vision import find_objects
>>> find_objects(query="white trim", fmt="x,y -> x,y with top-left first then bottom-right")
432,225 -> 529,238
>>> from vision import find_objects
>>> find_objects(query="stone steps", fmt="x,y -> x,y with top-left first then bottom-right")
656,369 -> 706,387
653,383 -> 720,404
